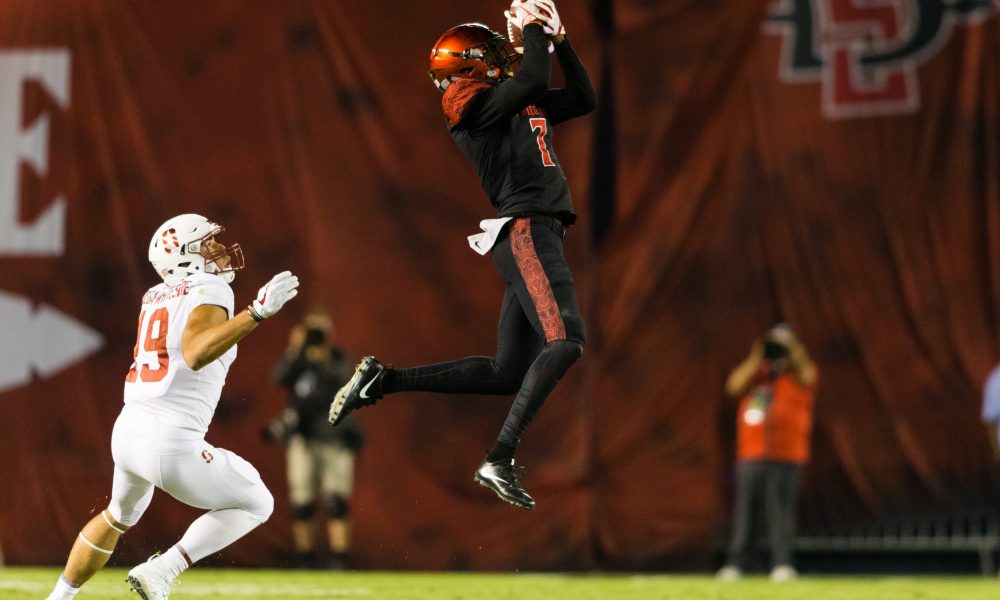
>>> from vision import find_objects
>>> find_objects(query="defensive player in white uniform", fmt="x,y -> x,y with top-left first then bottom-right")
45,214 -> 300,600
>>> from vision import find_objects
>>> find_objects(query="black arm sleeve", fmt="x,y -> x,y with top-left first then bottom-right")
461,25 -> 551,132
538,36 -> 596,125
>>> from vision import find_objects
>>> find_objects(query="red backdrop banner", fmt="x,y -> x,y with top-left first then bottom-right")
0,0 -> 998,570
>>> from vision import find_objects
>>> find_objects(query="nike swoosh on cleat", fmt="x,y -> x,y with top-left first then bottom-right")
359,376 -> 377,399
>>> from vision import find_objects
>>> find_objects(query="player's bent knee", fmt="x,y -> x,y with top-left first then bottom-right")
549,339 -> 584,366
245,485 -> 274,523
259,489 -> 275,522
101,509 -> 129,534
107,503 -> 146,528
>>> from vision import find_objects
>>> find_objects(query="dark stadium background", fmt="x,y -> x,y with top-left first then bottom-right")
1,0 -> 998,573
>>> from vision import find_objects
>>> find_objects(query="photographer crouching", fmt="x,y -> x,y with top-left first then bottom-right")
264,309 -> 365,569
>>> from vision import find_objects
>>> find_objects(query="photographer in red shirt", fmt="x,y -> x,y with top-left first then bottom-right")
718,323 -> 818,582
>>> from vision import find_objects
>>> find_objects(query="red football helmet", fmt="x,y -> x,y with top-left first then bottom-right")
428,23 -> 520,93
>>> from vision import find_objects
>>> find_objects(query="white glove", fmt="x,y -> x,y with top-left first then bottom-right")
505,1 -> 555,54
503,0 -> 535,33
249,271 -> 299,320
522,0 -> 565,36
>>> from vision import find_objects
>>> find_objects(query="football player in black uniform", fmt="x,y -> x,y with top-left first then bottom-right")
329,0 -> 594,510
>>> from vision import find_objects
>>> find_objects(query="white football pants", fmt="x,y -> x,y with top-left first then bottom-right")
107,407 -> 273,562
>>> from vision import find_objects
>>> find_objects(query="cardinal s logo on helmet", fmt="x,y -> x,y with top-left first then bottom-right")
427,23 -> 521,93
148,214 -> 245,285
161,228 -> 180,253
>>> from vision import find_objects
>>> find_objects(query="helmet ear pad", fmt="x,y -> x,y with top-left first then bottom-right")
427,22 -> 520,92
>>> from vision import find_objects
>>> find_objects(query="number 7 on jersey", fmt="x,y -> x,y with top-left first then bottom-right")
529,117 -> 556,167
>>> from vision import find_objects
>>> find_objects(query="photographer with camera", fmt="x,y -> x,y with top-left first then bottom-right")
717,323 -> 818,583
264,309 -> 365,569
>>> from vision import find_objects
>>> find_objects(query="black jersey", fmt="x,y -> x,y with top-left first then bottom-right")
441,25 -> 595,225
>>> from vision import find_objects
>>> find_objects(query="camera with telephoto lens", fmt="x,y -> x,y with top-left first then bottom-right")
763,340 -> 789,360
762,323 -> 794,361
303,327 -> 326,347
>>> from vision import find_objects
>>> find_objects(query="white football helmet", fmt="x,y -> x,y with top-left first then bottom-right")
148,213 -> 244,285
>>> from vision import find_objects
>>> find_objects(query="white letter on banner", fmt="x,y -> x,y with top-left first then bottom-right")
0,49 -> 70,255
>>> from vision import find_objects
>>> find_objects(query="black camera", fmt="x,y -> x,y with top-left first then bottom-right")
303,327 -> 326,347
763,340 -> 789,360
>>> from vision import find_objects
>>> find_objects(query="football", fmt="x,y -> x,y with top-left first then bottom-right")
506,0 -> 554,54
506,0 -> 528,53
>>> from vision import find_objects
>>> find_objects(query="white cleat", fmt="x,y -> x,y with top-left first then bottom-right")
716,565 -> 743,581
127,556 -> 173,600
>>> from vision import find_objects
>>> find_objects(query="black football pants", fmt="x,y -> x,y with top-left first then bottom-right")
382,215 -> 585,449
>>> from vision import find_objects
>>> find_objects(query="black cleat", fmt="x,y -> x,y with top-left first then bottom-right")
329,356 -> 385,426
474,458 -> 536,510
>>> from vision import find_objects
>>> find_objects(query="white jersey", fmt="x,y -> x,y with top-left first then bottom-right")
122,272 -> 237,433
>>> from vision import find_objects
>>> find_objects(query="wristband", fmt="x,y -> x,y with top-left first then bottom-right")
246,304 -> 264,322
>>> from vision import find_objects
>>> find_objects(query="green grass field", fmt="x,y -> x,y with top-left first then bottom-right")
2,567 -> 999,599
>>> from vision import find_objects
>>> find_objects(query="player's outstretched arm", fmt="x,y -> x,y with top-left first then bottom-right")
182,271 -> 299,370
468,23 -> 552,130
533,0 -> 596,124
